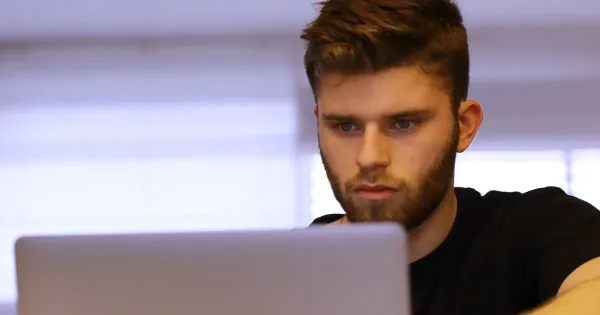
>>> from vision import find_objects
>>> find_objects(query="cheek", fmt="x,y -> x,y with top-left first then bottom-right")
388,151 -> 421,183
389,136 -> 443,181
319,134 -> 360,181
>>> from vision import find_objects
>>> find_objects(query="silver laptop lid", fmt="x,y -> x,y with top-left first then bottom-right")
15,224 -> 410,315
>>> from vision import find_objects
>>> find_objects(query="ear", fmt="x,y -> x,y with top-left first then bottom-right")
456,99 -> 483,153
313,105 -> 318,118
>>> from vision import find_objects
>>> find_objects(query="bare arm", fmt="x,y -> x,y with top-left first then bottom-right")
523,257 -> 600,315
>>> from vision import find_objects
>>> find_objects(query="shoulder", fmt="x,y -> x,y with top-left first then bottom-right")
515,187 -> 600,244
456,186 -> 600,246
485,188 -> 600,300
309,213 -> 345,226
470,186 -> 598,219
470,186 -> 600,253
492,186 -> 599,223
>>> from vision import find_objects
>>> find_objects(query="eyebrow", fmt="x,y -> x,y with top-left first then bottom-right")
321,109 -> 433,121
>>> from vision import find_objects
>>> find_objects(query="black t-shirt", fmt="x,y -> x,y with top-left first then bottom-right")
310,187 -> 600,315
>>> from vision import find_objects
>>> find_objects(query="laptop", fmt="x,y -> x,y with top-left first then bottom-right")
15,224 -> 410,315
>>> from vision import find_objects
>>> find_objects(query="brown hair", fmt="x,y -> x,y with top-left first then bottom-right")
301,0 -> 470,110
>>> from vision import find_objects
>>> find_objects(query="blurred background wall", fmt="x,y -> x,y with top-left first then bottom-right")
1,0 -> 599,313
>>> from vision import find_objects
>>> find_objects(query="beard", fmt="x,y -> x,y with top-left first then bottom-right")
319,126 -> 458,231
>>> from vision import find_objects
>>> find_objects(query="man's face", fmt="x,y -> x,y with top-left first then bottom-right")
316,66 -> 458,231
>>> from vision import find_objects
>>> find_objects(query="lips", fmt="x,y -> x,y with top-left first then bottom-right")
355,184 -> 396,192
354,185 -> 397,200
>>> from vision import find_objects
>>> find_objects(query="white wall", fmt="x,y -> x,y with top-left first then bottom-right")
0,38 -> 305,306
0,36 -> 297,103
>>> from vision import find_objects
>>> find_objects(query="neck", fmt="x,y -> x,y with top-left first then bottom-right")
407,186 -> 457,263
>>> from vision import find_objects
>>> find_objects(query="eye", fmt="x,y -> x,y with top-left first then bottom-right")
392,119 -> 414,130
336,122 -> 358,132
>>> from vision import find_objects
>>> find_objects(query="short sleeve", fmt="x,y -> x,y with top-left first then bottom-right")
519,188 -> 600,302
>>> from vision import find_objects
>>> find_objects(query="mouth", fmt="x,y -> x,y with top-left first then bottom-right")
354,184 -> 397,201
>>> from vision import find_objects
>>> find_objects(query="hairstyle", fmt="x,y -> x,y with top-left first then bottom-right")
301,0 -> 470,110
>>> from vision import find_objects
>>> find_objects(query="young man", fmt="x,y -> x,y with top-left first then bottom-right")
301,1 -> 600,314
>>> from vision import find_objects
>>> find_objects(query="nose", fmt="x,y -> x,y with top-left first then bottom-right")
357,126 -> 391,173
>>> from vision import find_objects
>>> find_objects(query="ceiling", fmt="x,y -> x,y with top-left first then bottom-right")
0,0 -> 599,41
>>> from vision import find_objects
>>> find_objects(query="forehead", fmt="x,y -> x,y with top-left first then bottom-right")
316,66 -> 450,118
